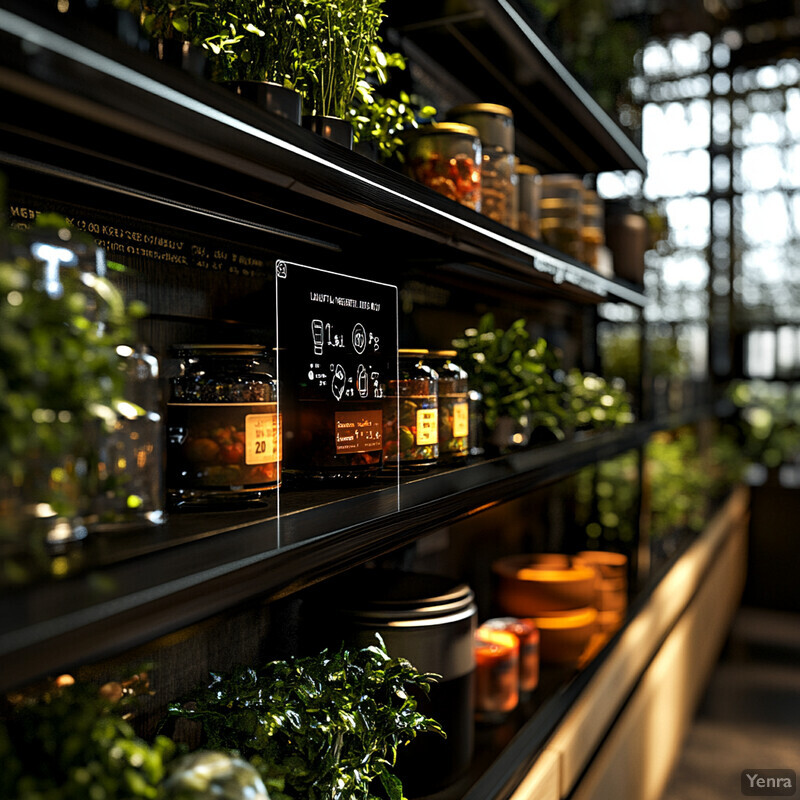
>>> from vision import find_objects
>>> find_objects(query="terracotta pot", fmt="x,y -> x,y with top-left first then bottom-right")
226,81 -> 302,125
303,115 -> 354,149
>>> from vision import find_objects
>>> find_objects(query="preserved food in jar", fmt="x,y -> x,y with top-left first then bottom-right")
539,174 -> 584,260
167,344 -> 280,506
516,164 -> 541,239
581,187 -> 605,269
430,350 -> 469,461
447,104 -> 516,226
383,349 -> 439,470
405,123 -> 482,210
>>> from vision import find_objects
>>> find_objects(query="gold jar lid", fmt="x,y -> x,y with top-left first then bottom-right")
410,122 -> 480,139
448,102 -> 514,118
515,164 -> 540,176
429,349 -> 458,358
398,348 -> 430,355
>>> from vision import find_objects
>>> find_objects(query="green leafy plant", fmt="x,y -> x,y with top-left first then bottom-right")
347,48 -> 436,158
112,0 -> 201,40
299,0 -> 387,120
0,218 -> 146,525
0,680 -> 175,800
563,369 -> 634,430
167,635 -> 443,800
452,313 -> 566,438
197,0 -> 313,88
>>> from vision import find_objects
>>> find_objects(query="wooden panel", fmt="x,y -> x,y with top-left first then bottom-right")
540,486 -> 749,795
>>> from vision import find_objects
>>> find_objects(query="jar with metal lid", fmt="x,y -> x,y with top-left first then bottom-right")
430,350 -> 470,461
333,569 -> 477,794
539,174 -> 584,260
166,344 -> 280,506
446,103 -> 516,227
404,123 -> 482,210
515,164 -> 541,239
581,187 -> 605,269
383,349 -> 439,470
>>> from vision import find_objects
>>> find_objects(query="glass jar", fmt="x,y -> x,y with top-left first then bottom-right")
430,350 -> 470,462
480,617 -> 540,694
167,345 -> 280,506
93,344 -> 165,530
447,104 -> 516,227
581,187 -> 605,269
539,174 -> 584,260
474,625 -> 519,721
515,164 -> 541,239
383,349 -> 439,471
404,123 -> 482,211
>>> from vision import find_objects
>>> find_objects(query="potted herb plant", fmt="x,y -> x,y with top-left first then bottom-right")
112,0 -> 208,76
198,0 -> 311,125
298,0 -> 388,148
167,635 -> 443,800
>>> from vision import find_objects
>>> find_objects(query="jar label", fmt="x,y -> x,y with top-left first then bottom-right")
416,408 -> 438,445
245,412 -> 280,464
335,409 -> 383,454
167,402 -> 280,488
452,402 -> 469,438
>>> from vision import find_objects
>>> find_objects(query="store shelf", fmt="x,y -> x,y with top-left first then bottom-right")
0,3 -> 646,308
0,424 -> 655,693
384,0 -> 647,174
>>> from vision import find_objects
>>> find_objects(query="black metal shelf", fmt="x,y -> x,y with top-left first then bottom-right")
0,2 -> 646,308
0,425 -> 658,693
384,0 -> 647,174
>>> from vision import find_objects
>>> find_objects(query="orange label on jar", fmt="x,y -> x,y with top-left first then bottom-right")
335,410 -> 383,454
245,413 -> 280,465
452,402 -> 469,438
416,408 -> 438,446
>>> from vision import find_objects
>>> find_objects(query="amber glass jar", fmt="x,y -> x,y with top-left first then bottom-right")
167,345 -> 280,506
581,187 -> 605,269
383,349 -> 439,470
430,350 -> 470,461
474,626 -> 519,721
447,103 -> 516,226
480,616 -> 540,694
404,123 -> 482,211
539,174 -> 584,260
516,164 -> 541,239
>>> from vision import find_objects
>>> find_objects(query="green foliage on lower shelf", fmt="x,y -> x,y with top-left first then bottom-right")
453,313 -> 634,441
0,682 -> 175,800
167,635 -> 442,800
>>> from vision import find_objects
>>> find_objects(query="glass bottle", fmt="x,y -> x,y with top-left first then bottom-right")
166,345 -> 280,507
446,104 -> 516,226
383,349 -> 439,471
93,344 -> 165,530
474,626 -> 519,721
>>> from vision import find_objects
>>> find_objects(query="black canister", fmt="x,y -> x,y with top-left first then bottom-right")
335,569 -> 476,796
